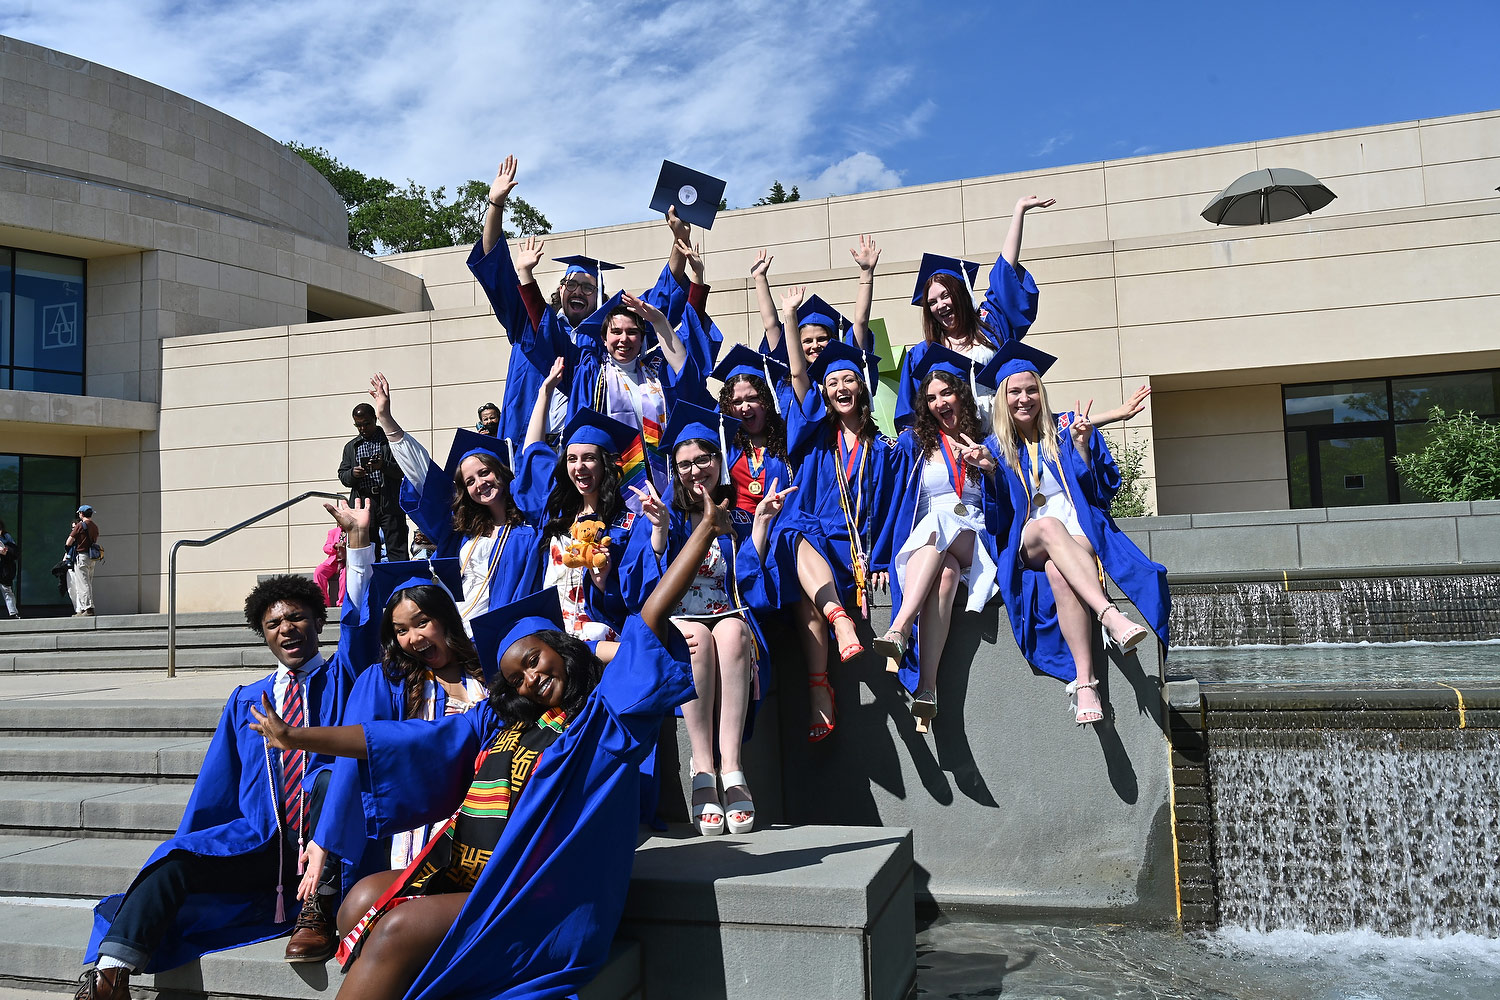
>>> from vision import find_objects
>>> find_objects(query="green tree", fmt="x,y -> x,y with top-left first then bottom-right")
1392,407 -> 1500,501
755,180 -> 800,206
287,142 -> 550,255
1104,431 -> 1153,518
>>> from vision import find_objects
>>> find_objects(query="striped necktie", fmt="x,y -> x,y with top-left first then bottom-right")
281,669 -> 305,835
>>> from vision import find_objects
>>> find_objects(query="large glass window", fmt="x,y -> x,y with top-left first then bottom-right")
0,453 -> 80,611
1,248 -> 86,395
1283,369 -> 1500,507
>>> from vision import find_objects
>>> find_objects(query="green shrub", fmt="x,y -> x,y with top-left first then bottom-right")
1392,407 -> 1500,501
1105,432 -> 1153,518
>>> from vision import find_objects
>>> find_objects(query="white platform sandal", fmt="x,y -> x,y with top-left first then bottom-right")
1065,678 -> 1104,726
720,770 -> 755,835
690,768 -> 724,836
1098,603 -> 1148,653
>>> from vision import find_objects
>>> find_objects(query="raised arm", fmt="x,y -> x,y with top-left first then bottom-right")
779,285 -> 812,404
369,372 -> 405,443
1001,195 -> 1056,269
527,358 -> 566,448
666,206 -> 692,288
251,695 -> 368,759
623,291 -> 686,372
751,478 -> 796,559
1094,385 -> 1151,428
750,250 -> 782,346
639,490 -> 732,640
481,155 -> 519,256
848,235 -> 880,350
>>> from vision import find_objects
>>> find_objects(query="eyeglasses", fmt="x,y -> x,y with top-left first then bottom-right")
674,454 -> 718,475
561,279 -> 598,295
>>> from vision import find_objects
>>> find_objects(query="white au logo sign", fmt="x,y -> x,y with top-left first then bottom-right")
42,303 -> 78,350
677,185 -> 698,206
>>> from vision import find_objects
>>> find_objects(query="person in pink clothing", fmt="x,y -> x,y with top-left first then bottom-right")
314,525 -> 348,608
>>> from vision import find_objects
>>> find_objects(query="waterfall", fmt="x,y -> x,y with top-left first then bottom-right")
1171,576 -> 1500,647
1208,730 -> 1500,936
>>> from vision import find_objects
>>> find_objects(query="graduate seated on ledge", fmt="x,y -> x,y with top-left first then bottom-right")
246,488 -> 727,1000
76,571 -> 363,1000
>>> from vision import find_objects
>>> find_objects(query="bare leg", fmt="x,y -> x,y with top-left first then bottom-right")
1022,518 -> 1140,645
796,539 -> 860,652
915,531 -> 975,695
712,617 -> 755,824
794,595 -> 835,735
1045,558 -> 1102,719
890,533 -> 941,636
337,870 -> 401,939
335,890 -> 469,1000
675,619 -> 719,793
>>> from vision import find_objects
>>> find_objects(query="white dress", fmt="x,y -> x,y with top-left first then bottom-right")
544,532 -> 617,643
1032,455 -> 1085,537
956,341 -> 997,425
893,457 -> 1000,613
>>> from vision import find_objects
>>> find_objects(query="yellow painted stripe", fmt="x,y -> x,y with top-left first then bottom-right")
1437,683 -> 1467,729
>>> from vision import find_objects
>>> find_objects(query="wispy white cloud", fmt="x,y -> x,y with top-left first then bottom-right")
1,0 -> 925,232
1030,130 -> 1074,158
798,152 -> 903,199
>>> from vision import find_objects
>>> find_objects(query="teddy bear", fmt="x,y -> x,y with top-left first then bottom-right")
560,519 -> 610,570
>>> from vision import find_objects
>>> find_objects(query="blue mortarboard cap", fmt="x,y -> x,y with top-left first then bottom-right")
575,290 -> 659,347
911,343 -> 982,385
563,408 -> 639,454
796,295 -> 846,334
976,340 -> 1058,390
552,255 -> 623,279
712,344 -> 789,388
911,252 -> 981,306
649,160 -> 726,230
470,588 -> 565,681
663,400 -> 742,456
368,557 -> 464,612
444,427 -> 513,480
807,340 -> 869,386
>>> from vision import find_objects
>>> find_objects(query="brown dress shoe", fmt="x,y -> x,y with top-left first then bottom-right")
75,966 -> 131,1000
284,892 -> 337,963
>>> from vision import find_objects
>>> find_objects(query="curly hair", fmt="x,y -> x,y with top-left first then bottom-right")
669,439 -> 737,514
486,629 -> 602,726
717,374 -> 787,462
451,451 -> 524,539
244,574 -> 328,636
380,585 -> 484,719
919,272 -> 982,348
913,371 -> 984,483
540,445 -> 626,553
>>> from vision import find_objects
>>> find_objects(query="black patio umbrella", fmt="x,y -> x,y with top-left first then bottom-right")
1201,167 -> 1336,225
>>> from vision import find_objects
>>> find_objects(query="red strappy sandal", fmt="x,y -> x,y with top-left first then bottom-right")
808,671 -> 837,743
826,606 -> 864,663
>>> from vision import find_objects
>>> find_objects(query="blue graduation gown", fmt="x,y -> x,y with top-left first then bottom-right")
772,390 -> 899,611
513,442 -> 635,635
988,421 -> 1170,682
357,617 -> 693,1000
894,255 -> 1040,429
467,238 -> 566,453
85,648 -> 359,972
310,666 -> 477,892
880,430 -> 1007,693
398,450 -> 543,612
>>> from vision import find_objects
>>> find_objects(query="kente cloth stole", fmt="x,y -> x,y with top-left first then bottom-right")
335,708 -> 569,970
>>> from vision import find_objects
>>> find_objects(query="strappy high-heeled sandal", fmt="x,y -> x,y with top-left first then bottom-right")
1098,603 -> 1148,653
720,770 -> 755,835
826,605 -> 865,663
690,767 -> 724,836
873,627 -> 907,673
911,688 -> 937,734
1065,678 -> 1104,725
808,671 -> 837,743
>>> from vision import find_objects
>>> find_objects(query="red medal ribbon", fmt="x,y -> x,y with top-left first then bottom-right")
937,434 -> 965,494
839,431 -> 862,482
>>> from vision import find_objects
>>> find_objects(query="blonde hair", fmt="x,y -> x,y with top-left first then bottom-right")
991,371 -> 1060,478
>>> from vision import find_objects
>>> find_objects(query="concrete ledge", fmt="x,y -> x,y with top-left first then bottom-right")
622,826 -> 914,1000
0,389 -> 157,435
0,738 -> 208,782
0,700 -> 221,737
0,781 -> 189,836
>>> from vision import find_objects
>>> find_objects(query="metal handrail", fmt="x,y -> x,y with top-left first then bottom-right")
167,490 -> 344,677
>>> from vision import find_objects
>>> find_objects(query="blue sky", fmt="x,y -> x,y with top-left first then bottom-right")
2,1 -> 1496,233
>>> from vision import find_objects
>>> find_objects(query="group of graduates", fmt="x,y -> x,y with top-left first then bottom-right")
75,156 -> 1170,1000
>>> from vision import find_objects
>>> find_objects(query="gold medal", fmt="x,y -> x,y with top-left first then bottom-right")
1032,491 -> 1046,507
953,502 -> 969,517
748,479 -> 763,496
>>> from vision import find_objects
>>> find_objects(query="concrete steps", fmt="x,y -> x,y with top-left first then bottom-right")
0,648 -> 915,1000
0,612 -> 273,673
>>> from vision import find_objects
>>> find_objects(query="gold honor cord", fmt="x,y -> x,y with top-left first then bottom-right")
833,431 -> 871,615
461,523 -> 513,619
